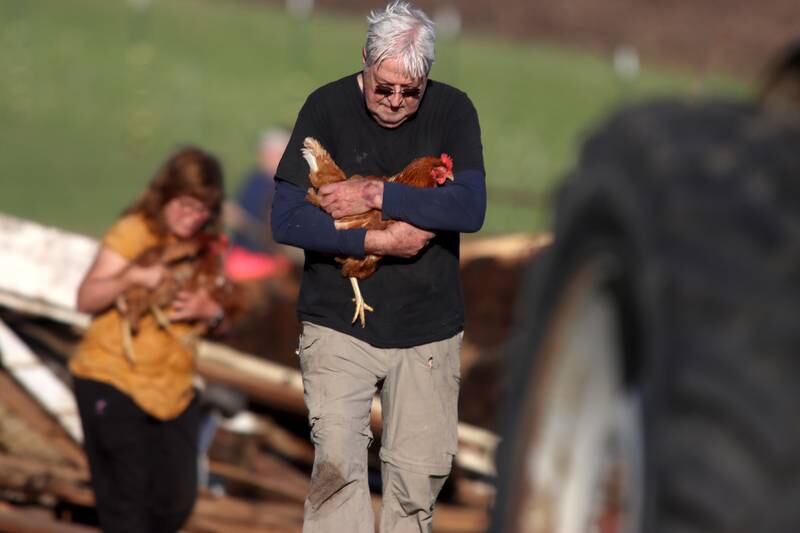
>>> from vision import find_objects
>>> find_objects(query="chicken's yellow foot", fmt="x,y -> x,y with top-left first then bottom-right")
151,305 -> 171,329
349,277 -> 374,327
121,318 -> 136,363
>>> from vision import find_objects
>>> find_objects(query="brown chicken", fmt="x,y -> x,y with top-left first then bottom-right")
116,234 -> 242,361
302,136 -> 454,327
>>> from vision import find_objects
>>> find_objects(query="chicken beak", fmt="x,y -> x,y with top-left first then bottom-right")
446,173 -> 454,181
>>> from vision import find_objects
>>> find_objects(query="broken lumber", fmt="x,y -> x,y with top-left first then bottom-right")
208,460 -> 307,503
0,503 -> 98,533
0,371 -> 86,469
0,318 -> 83,443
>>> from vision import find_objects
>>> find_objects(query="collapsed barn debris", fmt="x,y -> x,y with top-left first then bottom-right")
0,213 -> 550,532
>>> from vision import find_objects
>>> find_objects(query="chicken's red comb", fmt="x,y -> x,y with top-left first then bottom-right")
440,153 -> 453,172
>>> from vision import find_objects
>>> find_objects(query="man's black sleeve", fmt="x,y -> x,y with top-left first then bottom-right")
381,169 -> 486,232
382,95 -> 486,233
271,179 -> 367,257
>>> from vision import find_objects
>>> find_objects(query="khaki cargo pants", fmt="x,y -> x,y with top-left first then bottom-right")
298,322 -> 462,533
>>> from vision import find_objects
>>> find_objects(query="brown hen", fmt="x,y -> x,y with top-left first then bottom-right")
116,234 -> 243,361
302,136 -> 454,326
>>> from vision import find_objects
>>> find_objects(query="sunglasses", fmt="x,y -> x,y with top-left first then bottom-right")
373,83 -> 423,100
176,196 -> 211,217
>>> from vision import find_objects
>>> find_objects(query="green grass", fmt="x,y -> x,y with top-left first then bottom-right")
0,0 -> 745,236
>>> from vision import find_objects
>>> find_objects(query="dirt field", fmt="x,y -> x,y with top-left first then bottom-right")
309,0 -> 799,80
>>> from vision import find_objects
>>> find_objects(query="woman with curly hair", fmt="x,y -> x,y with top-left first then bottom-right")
70,146 -> 227,533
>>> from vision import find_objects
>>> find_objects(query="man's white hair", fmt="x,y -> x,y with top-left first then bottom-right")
364,1 -> 436,79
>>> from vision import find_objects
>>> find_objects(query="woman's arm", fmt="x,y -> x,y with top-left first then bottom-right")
76,247 -> 165,314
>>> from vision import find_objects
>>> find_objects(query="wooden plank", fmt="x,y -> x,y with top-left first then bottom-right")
0,454 -> 94,508
0,318 -> 83,443
248,450 -> 312,498
0,214 -> 96,313
208,460 -> 307,503
0,373 -> 87,470
432,503 -> 489,533
248,415 -> 315,465
367,494 -> 489,533
460,232 -> 551,263
0,461 -> 323,532
196,357 -> 306,415
186,514 -> 300,533
0,291 -> 89,330
191,495 -> 303,530
0,453 -> 306,531
0,454 -> 88,484
0,312 -> 82,360
0,504 -> 98,533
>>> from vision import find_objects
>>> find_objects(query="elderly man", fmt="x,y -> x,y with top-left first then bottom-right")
271,1 -> 486,531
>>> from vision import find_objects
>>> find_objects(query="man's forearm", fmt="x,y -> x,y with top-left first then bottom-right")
364,222 -> 434,258
271,180 -> 367,257
364,229 -> 388,255
381,169 -> 486,233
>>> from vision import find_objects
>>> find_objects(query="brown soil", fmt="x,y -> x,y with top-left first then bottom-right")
310,0 -> 799,80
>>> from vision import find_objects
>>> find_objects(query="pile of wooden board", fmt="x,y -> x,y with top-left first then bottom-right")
0,213 -> 549,532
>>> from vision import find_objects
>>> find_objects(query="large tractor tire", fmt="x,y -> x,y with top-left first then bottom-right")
490,100 -> 800,533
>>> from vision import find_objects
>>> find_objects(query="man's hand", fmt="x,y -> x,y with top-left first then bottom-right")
319,179 -> 383,219
365,221 -> 434,258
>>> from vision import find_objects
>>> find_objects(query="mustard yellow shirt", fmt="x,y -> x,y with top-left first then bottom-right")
69,214 -> 196,420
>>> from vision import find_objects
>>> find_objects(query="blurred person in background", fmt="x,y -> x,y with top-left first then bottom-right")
224,127 -> 298,281
196,380 -> 247,495
70,147 -> 229,533
271,1 -> 486,531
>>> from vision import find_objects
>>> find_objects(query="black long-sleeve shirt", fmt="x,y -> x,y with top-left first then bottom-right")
272,73 -> 486,348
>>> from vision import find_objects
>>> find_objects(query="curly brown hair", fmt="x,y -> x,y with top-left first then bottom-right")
124,146 -> 225,238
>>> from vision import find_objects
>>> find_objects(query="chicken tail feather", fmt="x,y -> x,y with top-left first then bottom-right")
301,137 -> 320,173
303,137 -> 347,187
